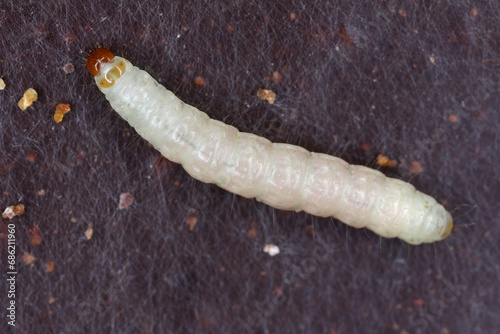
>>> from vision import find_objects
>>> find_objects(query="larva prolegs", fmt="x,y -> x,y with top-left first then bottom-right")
87,48 -> 453,245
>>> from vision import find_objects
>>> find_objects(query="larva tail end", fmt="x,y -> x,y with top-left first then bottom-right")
441,219 -> 453,239
86,48 -> 115,76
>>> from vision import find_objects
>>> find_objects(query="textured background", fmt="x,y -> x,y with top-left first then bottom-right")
1,0 -> 499,333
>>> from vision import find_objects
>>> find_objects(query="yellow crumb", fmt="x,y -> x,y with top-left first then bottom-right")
18,88 -> 38,110
85,225 -> 94,240
257,88 -> 276,104
2,204 -> 25,219
54,103 -> 71,123
376,154 -> 398,167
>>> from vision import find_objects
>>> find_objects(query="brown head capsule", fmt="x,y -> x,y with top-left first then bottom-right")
86,48 -> 114,76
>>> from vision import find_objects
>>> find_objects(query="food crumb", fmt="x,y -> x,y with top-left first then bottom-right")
376,154 -> 398,167
49,297 -> 57,304
448,114 -> 459,123
2,204 -> 25,219
187,215 -> 197,231
29,226 -> 43,245
413,298 -> 425,307
85,225 -> 93,240
26,153 -> 37,163
257,88 -> 276,104
194,76 -> 206,86
0,77 -> 6,90
18,88 -> 38,111
46,261 -> 55,272
248,228 -> 258,238
360,142 -> 371,151
21,253 -> 36,265
63,62 -> 75,74
263,244 -> 280,256
118,192 -> 134,209
272,71 -> 282,84
409,161 -> 424,174
54,103 -> 71,123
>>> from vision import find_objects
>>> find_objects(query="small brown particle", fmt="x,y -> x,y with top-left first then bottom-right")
272,71 -> 282,84
429,56 -> 436,64
118,192 -> 134,209
409,161 -> 424,174
194,76 -> 206,86
18,88 -> 38,111
49,297 -> 57,304
63,62 -> 75,74
360,142 -> 371,151
85,225 -> 93,240
257,88 -> 276,104
53,103 -> 71,123
398,9 -> 407,17
448,114 -> 458,123
26,153 -> 37,163
187,215 -> 198,231
376,154 -> 398,167
37,189 -> 46,196
29,226 -> 42,245
2,204 -> 25,219
470,8 -> 478,17
0,77 -> 6,90
290,12 -> 297,20
63,33 -> 76,43
413,298 -> 425,307
248,228 -> 258,238
21,253 -> 36,265
302,225 -> 317,237
46,261 -> 55,272
226,25 -> 234,32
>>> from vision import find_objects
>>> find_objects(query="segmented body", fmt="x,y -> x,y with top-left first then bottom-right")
87,48 -> 453,245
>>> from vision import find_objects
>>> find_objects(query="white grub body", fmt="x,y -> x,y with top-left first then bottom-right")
93,56 -> 453,245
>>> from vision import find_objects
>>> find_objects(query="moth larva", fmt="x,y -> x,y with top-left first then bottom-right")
87,48 -> 453,245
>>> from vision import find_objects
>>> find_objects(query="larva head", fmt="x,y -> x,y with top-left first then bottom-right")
86,48 -> 115,76
87,48 -> 127,89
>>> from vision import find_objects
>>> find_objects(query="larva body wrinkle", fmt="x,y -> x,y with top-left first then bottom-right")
88,48 -> 453,245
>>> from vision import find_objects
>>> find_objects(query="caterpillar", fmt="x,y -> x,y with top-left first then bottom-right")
86,48 -> 453,245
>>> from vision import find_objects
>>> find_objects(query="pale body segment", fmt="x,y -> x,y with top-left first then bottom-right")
87,48 -> 453,245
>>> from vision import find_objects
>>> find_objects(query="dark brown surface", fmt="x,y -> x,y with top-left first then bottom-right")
1,1 -> 499,333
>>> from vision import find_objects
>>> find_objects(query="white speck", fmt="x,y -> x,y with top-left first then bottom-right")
263,244 -> 280,256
